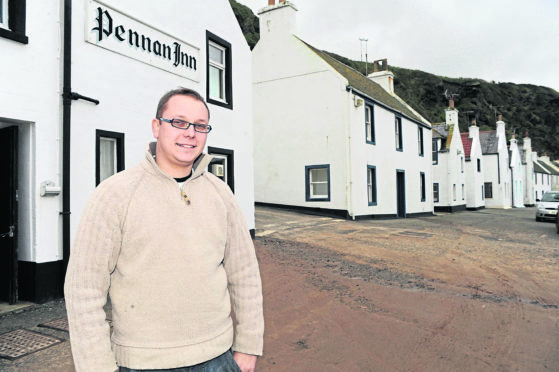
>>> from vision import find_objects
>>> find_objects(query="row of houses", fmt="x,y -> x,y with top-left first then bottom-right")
1,0 -> 557,305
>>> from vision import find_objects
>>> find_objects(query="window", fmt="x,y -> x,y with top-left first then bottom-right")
0,0 -> 27,44
365,105 -> 375,144
96,130 -> 125,185
482,185 -> 485,200
484,182 -> 493,199
462,184 -> 465,200
305,165 -> 330,201
420,172 -> 426,202
395,116 -> 403,151
418,127 -> 424,156
453,184 -> 457,201
433,183 -> 439,202
432,139 -> 438,165
461,157 -> 464,173
367,165 -> 377,205
206,31 -> 232,109
208,147 -> 235,193
477,158 -> 481,172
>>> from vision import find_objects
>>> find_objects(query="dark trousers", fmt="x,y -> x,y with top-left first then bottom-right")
119,349 -> 241,372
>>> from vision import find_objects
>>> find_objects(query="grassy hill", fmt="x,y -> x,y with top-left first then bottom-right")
231,0 -> 559,158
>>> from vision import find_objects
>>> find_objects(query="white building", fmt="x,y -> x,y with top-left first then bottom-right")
252,1 -> 433,219
460,120 -> 485,210
521,132 -> 536,206
537,155 -> 559,191
1,0 -> 254,304
509,136 -> 524,208
431,99 -> 467,212
533,156 -> 552,200
480,116 -> 512,208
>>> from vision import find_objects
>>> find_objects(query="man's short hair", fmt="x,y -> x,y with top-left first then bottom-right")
155,87 -> 210,120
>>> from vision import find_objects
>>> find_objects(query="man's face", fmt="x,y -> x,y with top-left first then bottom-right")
151,95 -> 209,177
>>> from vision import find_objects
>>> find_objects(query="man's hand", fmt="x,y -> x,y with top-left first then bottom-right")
233,352 -> 257,372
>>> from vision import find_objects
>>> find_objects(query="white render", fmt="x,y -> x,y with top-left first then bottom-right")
253,1 -> 433,218
482,119 -> 512,208
432,105 -> 467,211
1,0 -> 254,301
463,124 -> 485,209
522,135 -> 535,206
537,155 -> 559,191
509,137 -> 524,208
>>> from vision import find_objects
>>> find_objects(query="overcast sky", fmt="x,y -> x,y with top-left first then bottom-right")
237,0 -> 559,92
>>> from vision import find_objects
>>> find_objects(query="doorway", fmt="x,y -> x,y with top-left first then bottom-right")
396,170 -> 406,218
0,126 -> 18,304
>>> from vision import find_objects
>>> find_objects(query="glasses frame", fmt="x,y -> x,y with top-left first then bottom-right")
158,118 -> 212,133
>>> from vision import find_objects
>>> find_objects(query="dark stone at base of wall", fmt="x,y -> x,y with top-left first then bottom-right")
18,260 -> 64,304
466,205 -> 486,211
434,204 -> 467,213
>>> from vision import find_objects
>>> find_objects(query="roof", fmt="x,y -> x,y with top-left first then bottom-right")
480,130 -> 499,154
300,39 -> 428,127
538,160 -> 559,175
534,160 -> 551,174
460,133 -> 473,159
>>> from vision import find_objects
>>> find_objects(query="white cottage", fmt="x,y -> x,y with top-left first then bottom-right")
253,0 -> 433,219
508,135 -> 524,208
521,132 -> 536,206
431,99 -> 467,212
1,0 -> 254,304
533,156 -> 552,200
480,116 -> 512,208
460,120 -> 485,210
537,155 -> 559,191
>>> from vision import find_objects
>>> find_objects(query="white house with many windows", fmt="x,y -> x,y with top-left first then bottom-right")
1,0 -> 254,304
480,116 -> 512,208
431,100 -> 467,212
460,120 -> 485,209
253,1 -> 433,219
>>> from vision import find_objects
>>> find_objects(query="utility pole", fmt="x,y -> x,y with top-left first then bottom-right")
359,37 -> 368,75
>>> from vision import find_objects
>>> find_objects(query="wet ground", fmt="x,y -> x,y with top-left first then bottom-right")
1,206 -> 558,371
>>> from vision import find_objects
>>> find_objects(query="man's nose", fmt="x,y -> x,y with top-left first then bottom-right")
183,124 -> 196,136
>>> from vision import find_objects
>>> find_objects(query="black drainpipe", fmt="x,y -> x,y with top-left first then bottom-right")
61,0 -> 99,293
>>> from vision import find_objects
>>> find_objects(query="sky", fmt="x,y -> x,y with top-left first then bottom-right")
237,0 -> 559,92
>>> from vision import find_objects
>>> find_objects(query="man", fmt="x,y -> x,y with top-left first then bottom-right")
65,88 -> 264,372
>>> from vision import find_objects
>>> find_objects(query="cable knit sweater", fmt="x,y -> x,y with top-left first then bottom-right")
64,143 -> 264,371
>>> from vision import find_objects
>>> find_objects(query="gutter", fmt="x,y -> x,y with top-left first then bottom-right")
346,85 -> 431,129
61,0 -> 99,287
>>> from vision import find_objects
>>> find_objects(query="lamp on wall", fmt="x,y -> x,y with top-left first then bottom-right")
354,96 -> 363,107
40,181 -> 61,197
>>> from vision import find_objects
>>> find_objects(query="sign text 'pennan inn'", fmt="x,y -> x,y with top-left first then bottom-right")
86,1 -> 200,81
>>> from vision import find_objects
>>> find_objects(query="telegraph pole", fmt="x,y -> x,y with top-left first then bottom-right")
359,37 -> 368,75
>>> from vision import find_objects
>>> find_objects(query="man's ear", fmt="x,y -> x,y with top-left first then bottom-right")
151,118 -> 160,139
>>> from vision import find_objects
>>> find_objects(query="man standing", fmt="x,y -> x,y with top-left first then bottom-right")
65,88 -> 264,372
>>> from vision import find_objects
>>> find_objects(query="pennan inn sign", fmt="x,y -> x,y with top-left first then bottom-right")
86,1 -> 200,81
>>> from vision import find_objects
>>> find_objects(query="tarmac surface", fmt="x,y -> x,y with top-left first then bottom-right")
0,205 -> 558,371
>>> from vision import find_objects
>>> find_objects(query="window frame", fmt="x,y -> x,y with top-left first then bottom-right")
367,165 -> 377,206
420,172 -> 426,202
0,0 -> 27,44
365,104 -> 375,144
484,182 -> 493,199
395,116 -> 403,151
207,146 -> 235,193
462,184 -> 465,200
418,127 -> 424,156
477,158 -> 481,172
433,183 -> 439,203
453,184 -> 457,201
305,164 -> 331,202
96,130 -> 125,186
461,156 -> 464,173
432,139 -> 438,165
206,30 -> 232,109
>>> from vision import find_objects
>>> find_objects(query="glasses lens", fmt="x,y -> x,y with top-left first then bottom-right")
171,119 -> 189,129
194,124 -> 210,133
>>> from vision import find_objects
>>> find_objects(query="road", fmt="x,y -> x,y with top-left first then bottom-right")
255,206 -> 559,371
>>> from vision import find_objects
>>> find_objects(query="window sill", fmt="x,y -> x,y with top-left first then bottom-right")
207,96 -> 232,110
0,28 -> 28,44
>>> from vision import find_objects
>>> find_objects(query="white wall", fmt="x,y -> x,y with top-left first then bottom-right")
509,139 -> 524,208
464,128 -> 485,209
70,0 -> 255,243
0,1 -> 62,263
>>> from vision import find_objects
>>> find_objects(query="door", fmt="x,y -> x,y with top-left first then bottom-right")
0,126 -> 18,304
396,170 -> 406,218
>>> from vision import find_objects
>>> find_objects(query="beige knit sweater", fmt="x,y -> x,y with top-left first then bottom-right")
65,144 -> 264,371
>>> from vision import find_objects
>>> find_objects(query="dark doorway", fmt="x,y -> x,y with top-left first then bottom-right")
396,170 -> 406,218
0,126 -> 19,304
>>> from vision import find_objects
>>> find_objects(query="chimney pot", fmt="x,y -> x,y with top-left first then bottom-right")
268,0 -> 275,5
449,98 -> 454,108
498,114 -> 502,121
525,130 -> 529,138
279,0 -> 286,2
472,119 -> 477,126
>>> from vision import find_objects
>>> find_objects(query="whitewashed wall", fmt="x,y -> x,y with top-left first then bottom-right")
509,139 -> 524,208
464,126 -> 485,209
0,1 -> 62,263
70,0 -> 255,244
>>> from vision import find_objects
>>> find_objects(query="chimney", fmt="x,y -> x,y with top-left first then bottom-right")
368,59 -> 394,95
449,98 -> 454,108
469,119 -> 479,139
258,0 -> 298,42
496,114 -> 505,138
445,100 -> 458,126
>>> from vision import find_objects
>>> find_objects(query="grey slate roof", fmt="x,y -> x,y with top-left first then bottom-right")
432,124 -> 449,138
539,161 -> 559,175
480,131 -> 499,154
534,160 -> 551,174
300,39 -> 428,126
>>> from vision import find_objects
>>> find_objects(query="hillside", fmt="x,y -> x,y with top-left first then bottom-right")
231,1 -> 559,158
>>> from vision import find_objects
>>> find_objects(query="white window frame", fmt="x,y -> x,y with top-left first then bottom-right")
99,137 -> 117,183
367,165 -> 377,205
0,0 -> 8,29
310,169 -> 328,199
208,41 -> 226,102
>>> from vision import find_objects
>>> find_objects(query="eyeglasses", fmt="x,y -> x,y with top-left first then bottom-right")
158,118 -> 212,133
